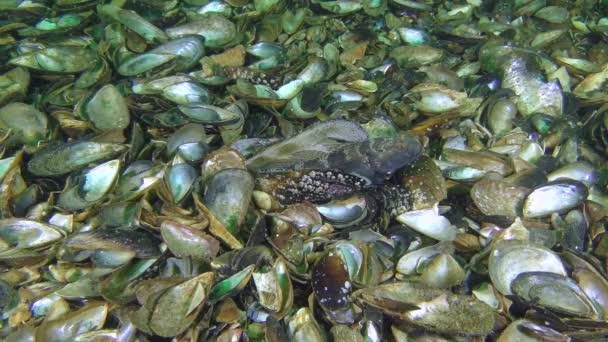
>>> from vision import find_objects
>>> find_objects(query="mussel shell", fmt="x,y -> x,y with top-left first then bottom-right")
276,202 -> 322,234
418,253 -> 465,288
58,159 -> 121,211
246,119 -> 368,173
396,207 -> 457,241
523,179 -> 588,218
9,46 -> 98,73
312,253 -> 351,310
164,163 -> 197,204
178,103 -> 241,125
147,36 -> 205,71
546,161 -> 599,187
497,319 -> 566,342
470,176 -> 530,217
28,141 -> 127,177
399,155 -> 447,210
166,123 -> 209,159
165,15 -> 237,48
35,302 -> 108,342
162,81 -> 211,105
312,252 -> 355,324
396,241 -> 454,275
316,193 -> 369,228
64,228 -> 160,259
511,271 -> 598,318
488,240 -> 567,295
287,308 -> 326,342
160,221 -> 220,260
80,84 -> 130,131
0,219 -> 65,249
0,102 -> 48,147
255,169 -> 368,205
252,259 -> 293,315
209,264 -> 255,302
353,281 -> 495,335
118,53 -> 176,76
203,168 -> 254,234
148,272 -> 214,337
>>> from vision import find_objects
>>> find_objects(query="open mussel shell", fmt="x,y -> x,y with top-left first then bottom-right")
163,162 -> 197,204
62,228 -> 160,268
132,75 -> 192,95
547,161 -> 600,187
178,103 -> 241,125
560,254 -> 608,320
58,159 -> 121,211
287,307 -> 326,342
160,81 -> 211,105
112,161 -> 163,202
396,242 -> 454,276
312,252 -> 355,324
146,36 -> 205,71
9,46 -> 98,73
395,241 -> 464,288
160,220 -> 219,261
511,271 -> 599,319
396,206 -> 457,241
417,253 -> 465,288
76,84 -> 130,131
27,141 -> 127,177
497,319 -> 568,342
97,3 -> 167,43
441,148 -> 514,176
211,245 -> 273,276
489,240 -> 567,295
209,264 -> 255,303
252,258 -> 293,316
166,123 -> 209,161
522,179 -> 588,218
148,272 -> 214,337
117,53 -> 176,77
354,281 -> 495,335
35,302 -> 109,342
0,68 -> 30,107
246,119 -> 368,173
470,174 -> 530,217
0,102 -> 48,148
284,91 -> 319,119
274,202 -> 322,235
165,14 -> 237,48
0,219 -> 65,249
315,193 -> 370,228
330,325 -> 365,342
438,161 -> 486,182
203,168 -> 254,234
398,155 -> 447,210
118,36 -> 205,76
177,142 -> 210,164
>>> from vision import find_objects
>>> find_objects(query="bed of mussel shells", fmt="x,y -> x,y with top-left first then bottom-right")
3,0 -> 608,341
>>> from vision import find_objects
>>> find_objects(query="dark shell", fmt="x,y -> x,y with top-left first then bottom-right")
312,253 -> 351,310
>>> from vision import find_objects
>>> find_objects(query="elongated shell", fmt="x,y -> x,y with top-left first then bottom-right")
204,168 -> 254,234
488,240 -> 567,295
354,282 -> 495,335
58,160 -> 121,211
523,179 -> 588,218
10,46 -> 98,73
0,219 -> 65,249
28,141 -> 127,177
